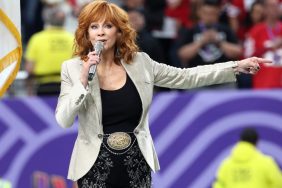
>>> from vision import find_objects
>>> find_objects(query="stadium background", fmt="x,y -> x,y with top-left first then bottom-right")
1,90 -> 282,187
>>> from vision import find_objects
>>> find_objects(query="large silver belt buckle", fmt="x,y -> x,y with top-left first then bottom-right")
107,132 -> 131,150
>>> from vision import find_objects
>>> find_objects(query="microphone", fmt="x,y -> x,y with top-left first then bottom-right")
88,41 -> 104,81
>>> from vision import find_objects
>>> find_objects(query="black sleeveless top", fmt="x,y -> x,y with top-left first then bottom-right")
100,74 -> 142,134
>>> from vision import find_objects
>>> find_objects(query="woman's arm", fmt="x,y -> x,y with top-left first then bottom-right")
55,61 -> 88,128
144,53 -> 268,89
145,52 -> 236,89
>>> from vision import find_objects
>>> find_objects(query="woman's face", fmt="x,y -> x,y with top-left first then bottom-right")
88,20 -> 120,52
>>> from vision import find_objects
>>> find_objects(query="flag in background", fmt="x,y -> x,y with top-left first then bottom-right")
0,0 -> 22,97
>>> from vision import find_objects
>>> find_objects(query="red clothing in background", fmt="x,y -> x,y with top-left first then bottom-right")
244,22 -> 282,88
165,0 -> 192,28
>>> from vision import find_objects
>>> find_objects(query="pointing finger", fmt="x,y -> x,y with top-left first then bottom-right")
254,57 -> 272,64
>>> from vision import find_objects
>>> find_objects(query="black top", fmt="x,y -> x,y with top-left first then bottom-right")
100,74 -> 142,134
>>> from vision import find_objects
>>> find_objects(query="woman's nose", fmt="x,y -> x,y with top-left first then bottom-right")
97,27 -> 105,36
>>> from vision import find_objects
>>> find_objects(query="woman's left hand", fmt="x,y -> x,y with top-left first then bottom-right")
236,57 -> 272,74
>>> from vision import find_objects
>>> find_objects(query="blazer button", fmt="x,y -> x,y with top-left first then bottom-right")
98,134 -> 103,139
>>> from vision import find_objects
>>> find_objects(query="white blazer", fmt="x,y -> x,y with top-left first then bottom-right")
55,52 -> 237,181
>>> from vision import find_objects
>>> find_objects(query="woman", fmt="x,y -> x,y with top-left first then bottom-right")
55,1 -> 269,187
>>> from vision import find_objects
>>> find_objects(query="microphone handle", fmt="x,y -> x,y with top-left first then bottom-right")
88,64 -> 97,81
88,45 -> 102,81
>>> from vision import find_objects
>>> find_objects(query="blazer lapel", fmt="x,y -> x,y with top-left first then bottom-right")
78,59 -> 102,130
89,74 -> 102,125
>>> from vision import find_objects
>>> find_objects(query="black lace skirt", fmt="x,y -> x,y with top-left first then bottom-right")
77,134 -> 152,188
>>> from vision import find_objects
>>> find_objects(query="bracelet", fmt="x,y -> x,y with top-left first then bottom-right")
232,61 -> 240,75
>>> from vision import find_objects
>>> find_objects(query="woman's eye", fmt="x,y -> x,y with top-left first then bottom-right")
91,25 -> 98,29
105,24 -> 112,28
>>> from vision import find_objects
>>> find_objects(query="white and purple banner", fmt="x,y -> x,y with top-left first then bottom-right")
0,90 -> 282,188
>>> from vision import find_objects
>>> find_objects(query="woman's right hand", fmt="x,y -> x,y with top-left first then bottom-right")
236,57 -> 271,74
80,51 -> 100,88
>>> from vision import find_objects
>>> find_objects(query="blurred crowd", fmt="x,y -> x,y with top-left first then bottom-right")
9,0 -> 282,96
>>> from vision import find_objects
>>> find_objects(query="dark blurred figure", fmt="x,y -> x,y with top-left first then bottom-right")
145,0 -> 166,32
128,8 -> 167,92
176,0 -> 242,68
21,0 -> 44,46
121,0 -> 165,32
128,9 -> 165,63
122,0 -> 170,66
24,5 -> 74,96
227,0 -> 256,41
213,128 -> 282,188
244,0 -> 282,89
244,0 -> 264,35
228,0 -> 264,41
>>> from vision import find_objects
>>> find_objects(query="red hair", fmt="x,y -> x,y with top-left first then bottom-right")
74,0 -> 139,63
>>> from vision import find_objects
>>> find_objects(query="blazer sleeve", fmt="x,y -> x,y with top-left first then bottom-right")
143,53 -> 237,89
55,61 -> 89,128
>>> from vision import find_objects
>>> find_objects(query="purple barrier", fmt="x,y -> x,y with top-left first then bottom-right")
0,90 -> 282,188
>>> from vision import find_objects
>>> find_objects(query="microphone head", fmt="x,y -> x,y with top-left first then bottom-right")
94,41 -> 104,55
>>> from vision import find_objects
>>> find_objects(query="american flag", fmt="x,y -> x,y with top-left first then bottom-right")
0,0 -> 22,97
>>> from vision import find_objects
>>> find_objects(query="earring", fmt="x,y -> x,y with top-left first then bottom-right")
115,47 -> 120,58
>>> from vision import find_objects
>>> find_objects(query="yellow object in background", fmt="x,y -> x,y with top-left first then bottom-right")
213,141 -> 282,188
0,179 -> 12,188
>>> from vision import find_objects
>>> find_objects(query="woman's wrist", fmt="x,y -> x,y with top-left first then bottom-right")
80,68 -> 89,88
232,60 -> 240,75
80,76 -> 88,88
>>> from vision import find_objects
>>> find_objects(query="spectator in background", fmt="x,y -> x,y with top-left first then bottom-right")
244,0 -> 264,35
64,0 -> 93,33
128,8 -> 165,63
21,0 -> 44,47
121,0 -> 144,9
244,0 -> 282,88
165,0 -> 193,29
229,0 -> 282,41
176,0 -> 242,68
227,0 -> 256,41
144,0 -> 166,32
25,5 -> 74,96
121,0 -> 165,32
122,0 -> 171,66
213,128 -> 282,188
236,0 -> 265,88
227,0 -> 264,42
